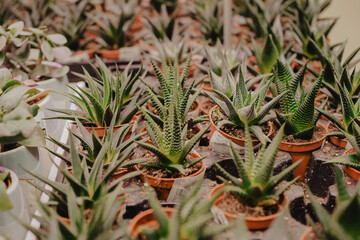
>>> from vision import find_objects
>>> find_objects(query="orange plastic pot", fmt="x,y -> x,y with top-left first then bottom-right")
300,228 -> 315,240
135,153 -> 205,200
279,123 -> 328,179
128,208 -> 174,239
343,148 -> 360,181
209,106 -> 275,147
99,49 -> 119,60
210,184 -> 286,230
326,121 -> 348,148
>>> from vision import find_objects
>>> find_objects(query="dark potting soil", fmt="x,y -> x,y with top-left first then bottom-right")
217,192 -> 279,217
211,108 -> 271,139
282,125 -> 326,143
186,124 -> 200,139
138,150 -> 202,178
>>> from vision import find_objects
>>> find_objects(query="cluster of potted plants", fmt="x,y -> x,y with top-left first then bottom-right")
1,0 -> 360,239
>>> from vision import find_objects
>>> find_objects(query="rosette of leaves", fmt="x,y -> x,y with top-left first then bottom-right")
189,0 -> 224,45
326,122 -> 360,169
13,0 -> 54,27
49,57 -> 148,127
307,166 -> 360,240
139,180 -> 234,240
50,0 -> 95,51
0,68 -> 45,152
274,60 -> 324,139
215,123 -> 301,207
0,21 -> 70,81
88,0 -> 139,50
150,0 -> 177,14
144,58 -> 207,128
206,66 -> 287,143
25,128 -> 143,218
0,168 -> 12,212
137,94 -> 209,174
19,184 -> 128,240
48,119 -> 147,169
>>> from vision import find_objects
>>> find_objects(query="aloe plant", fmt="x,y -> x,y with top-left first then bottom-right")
150,0 -> 177,14
189,0 -> 224,45
49,57 -> 147,127
215,123 -> 301,207
0,167 -> 12,212
19,183 -> 128,240
88,0 -> 138,50
307,166 -> 360,240
206,66 -> 287,143
326,122 -> 360,169
0,68 -> 45,152
139,180 -> 234,240
50,0 -> 95,51
274,60 -> 324,139
0,21 -> 70,81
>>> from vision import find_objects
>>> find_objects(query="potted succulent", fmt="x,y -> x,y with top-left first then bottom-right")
206,66 -> 286,146
301,166 -> 360,240
13,0 -> 54,27
0,68 -> 45,180
210,123 -> 301,230
48,57 -> 148,138
88,0 -> 139,59
150,0 -> 177,14
274,60 -> 328,179
0,0 -> 18,26
326,122 -> 360,181
128,180 -> 233,239
0,167 -> 29,240
135,88 -> 208,200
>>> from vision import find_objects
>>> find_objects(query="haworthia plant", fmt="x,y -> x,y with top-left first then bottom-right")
216,123 -> 300,207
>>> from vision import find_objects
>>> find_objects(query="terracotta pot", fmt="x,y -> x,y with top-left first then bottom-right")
326,122 -> 348,148
110,168 -> 129,182
135,153 -> 205,200
210,184 -> 286,230
209,106 -> 275,147
300,228 -> 315,240
279,123 -> 328,179
128,208 -> 174,239
200,97 -> 215,115
99,49 -> 119,60
75,49 -> 96,58
343,148 -> 360,181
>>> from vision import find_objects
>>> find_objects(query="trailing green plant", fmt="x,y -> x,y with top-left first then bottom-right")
19,183 -> 128,240
0,68 -> 45,152
189,0 -> 224,45
326,122 -> 360,169
13,0 -> 55,27
144,58 -> 207,129
48,118 -> 147,168
206,66 -> 287,143
0,167 -> 12,212
274,60 -> 325,139
139,180 -> 234,240
307,166 -> 360,240
0,21 -> 70,81
49,56 -> 148,127
50,0 -> 95,51
88,0 -> 139,50
25,128 -> 143,218
215,123 -> 301,207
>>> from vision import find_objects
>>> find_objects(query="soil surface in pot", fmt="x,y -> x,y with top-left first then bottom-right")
212,109 -> 271,139
217,192 -> 279,217
138,150 -> 202,178
186,125 -> 200,139
282,125 -> 326,143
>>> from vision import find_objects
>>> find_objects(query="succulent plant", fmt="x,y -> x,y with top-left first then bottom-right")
150,0 -> 177,14
0,21 -> 70,81
13,0 -> 54,27
307,166 -> 360,240
215,123 -> 300,207
50,0 -> 95,51
0,68 -> 45,152
274,60 -> 324,139
19,183 -> 128,240
189,0 -> 224,45
206,66 -> 286,143
0,167 -> 12,212
139,180 -> 234,240
0,0 -> 18,26
88,0 -> 139,50
49,57 -> 148,127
